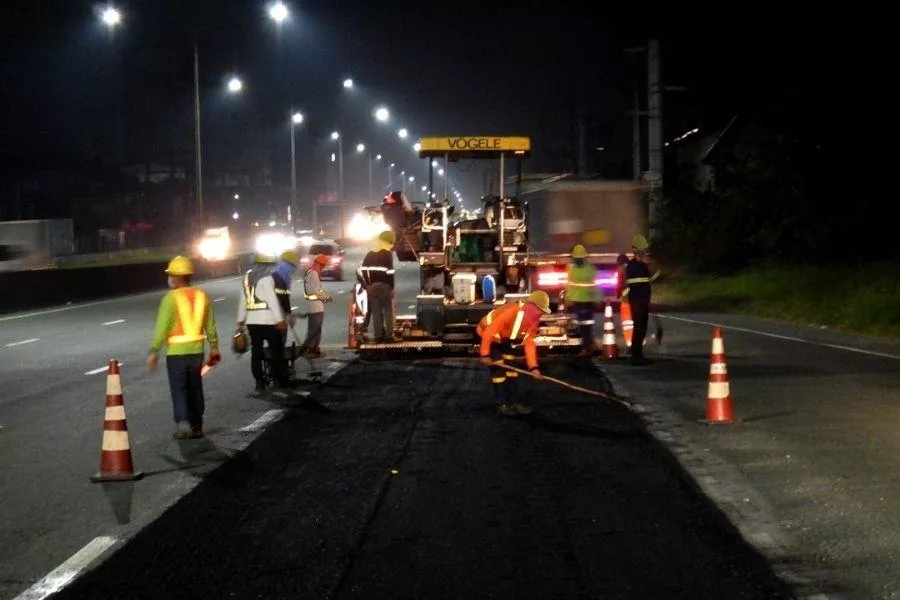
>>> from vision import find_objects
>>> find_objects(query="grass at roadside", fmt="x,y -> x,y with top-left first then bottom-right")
653,262 -> 900,339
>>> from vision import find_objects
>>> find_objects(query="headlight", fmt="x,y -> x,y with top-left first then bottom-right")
199,237 -> 230,260
255,233 -> 288,257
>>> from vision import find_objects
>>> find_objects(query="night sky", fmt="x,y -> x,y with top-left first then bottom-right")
1,1 -> 892,218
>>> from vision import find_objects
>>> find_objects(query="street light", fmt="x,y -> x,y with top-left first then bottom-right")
374,106 -> 389,122
290,109 -> 304,228
356,142 -> 365,153
101,6 -> 122,27
330,131 -> 344,239
413,142 -> 421,152
398,128 -> 408,139
227,76 -> 243,93
343,78 -> 354,89
268,1 -> 289,23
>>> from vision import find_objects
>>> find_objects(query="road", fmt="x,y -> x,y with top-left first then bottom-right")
4,249 -> 900,598
0,245 -> 419,600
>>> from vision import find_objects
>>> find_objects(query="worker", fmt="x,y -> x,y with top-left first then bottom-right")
147,256 -> 220,439
476,290 -> 551,416
615,253 -> 634,352
237,253 -> 291,393
272,251 -> 300,334
299,253 -> 332,358
566,244 -> 597,357
358,230 -> 397,343
624,234 -> 653,365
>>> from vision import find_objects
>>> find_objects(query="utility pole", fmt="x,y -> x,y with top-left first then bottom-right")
647,39 -> 663,190
624,45 -> 648,182
192,40 -> 203,235
577,117 -> 587,177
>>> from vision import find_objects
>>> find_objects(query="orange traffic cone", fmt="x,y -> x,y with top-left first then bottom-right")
600,301 -> 619,360
346,289 -> 358,349
704,327 -> 734,424
620,300 -> 634,349
91,360 -> 143,482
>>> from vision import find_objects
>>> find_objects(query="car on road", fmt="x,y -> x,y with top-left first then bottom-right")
301,240 -> 345,280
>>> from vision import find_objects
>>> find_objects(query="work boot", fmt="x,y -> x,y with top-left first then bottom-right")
656,326 -> 664,346
498,403 -> 517,416
510,403 -> 533,415
190,427 -> 205,439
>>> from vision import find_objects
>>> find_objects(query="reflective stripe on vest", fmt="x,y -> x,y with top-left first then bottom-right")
168,288 -> 207,345
626,277 -> 651,284
243,272 -> 268,310
510,308 -> 526,340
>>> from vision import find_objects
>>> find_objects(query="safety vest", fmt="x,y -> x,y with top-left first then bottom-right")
168,287 -> 208,345
303,270 -> 320,301
566,263 -> 596,303
478,302 -> 527,342
243,270 -> 268,310
624,259 -> 652,300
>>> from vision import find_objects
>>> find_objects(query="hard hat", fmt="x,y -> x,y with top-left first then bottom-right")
378,230 -> 396,244
313,254 -> 329,266
527,290 -> 551,314
231,329 -> 249,354
280,251 -> 300,267
631,234 -> 649,250
255,253 -> 277,264
165,255 -> 194,276
571,244 -> 587,259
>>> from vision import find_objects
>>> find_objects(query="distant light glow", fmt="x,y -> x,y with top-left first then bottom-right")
291,112 -> 304,125
413,142 -> 422,152
101,6 -> 122,27
343,78 -> 354,89
375,154 -> 382,161
374,107 -> 390,122
398,128 -> 408,139
232,212 -> 239,220
268,1 -> 289,23
330,131 -> 340,140
356,143 -> 366,153
227,77 -> 243,93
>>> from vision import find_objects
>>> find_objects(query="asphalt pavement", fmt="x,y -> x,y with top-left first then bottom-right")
0,245 -> 419,600
46,356 -> 793,600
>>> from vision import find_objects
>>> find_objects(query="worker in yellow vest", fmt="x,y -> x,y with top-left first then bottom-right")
147,256 -> 220,439
566,244 -> 598,357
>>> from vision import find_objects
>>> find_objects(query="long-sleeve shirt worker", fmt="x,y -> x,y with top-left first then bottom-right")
237,274 -> 284,325
357,249 -> 395,289
303,269 -> 327,314
476,301 -> 542,370
151,287 -> 219,356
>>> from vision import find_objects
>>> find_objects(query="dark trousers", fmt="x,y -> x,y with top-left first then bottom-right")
301,312 -> 324,353
571,301 -> 595,350
166,354 -> 205,429
488,342 -> 519,405
247,324 -> 287,384
369,282 -> 395,341
630,297 -> 650,358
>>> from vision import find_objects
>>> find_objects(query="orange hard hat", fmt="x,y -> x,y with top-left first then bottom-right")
313,254 -> 329,266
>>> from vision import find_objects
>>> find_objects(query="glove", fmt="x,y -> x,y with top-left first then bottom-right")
274,321 -> 287,331
208,351 -> 222,367
479,356 -> 492,367
530,368 -> 543,380
147,352 -> 159,373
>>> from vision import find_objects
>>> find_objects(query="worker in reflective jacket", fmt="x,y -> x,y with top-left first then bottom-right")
299,254 -> 332,358
358,230 -> 397,343
476,290 -> 551,416
237,253 -> 291,393
624,234 -> 653,365
148,256 -> 220,439
566,244 -> 597,357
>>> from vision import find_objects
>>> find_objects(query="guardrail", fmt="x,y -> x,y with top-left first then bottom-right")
0,255 -> 253,314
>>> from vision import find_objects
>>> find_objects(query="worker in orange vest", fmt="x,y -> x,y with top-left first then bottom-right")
147,256 -> 220,439
476,290 -> 550,416
615,253 -> 634,352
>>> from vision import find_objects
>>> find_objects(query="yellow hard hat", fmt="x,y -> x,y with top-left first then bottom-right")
527,290 -> 551,314
571,244 -> 587,259
165,255 -> 194,276
280,251 -> 300,267
631,234 -> 649,250
378,230 -> 396,244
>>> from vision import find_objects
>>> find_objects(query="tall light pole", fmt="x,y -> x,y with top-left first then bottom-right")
388,162 -> 395,189
290,110 -> 304,228
193,40 -> 203,234
331,131 -> 344,239
356,142 -> 369,205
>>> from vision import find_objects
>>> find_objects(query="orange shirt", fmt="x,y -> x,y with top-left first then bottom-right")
476,301 -> 542,369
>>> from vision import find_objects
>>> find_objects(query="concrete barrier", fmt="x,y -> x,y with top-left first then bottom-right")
0,255 -> 252,314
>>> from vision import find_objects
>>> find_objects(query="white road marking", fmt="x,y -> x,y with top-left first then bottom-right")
214,297 -> 226,302
240,409 -> 286,432
5,338 -> 39,347
0,275 -> 242,323
14,536 -> 117,600
660,314 -> 900,360
408,305 -> 415,309
84,363 -> 123,376
337,290 -> 347,294
102,319 -> 125,325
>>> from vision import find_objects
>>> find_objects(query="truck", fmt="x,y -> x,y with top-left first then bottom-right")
0,219 -> 74,272
354,136 -> 647,356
